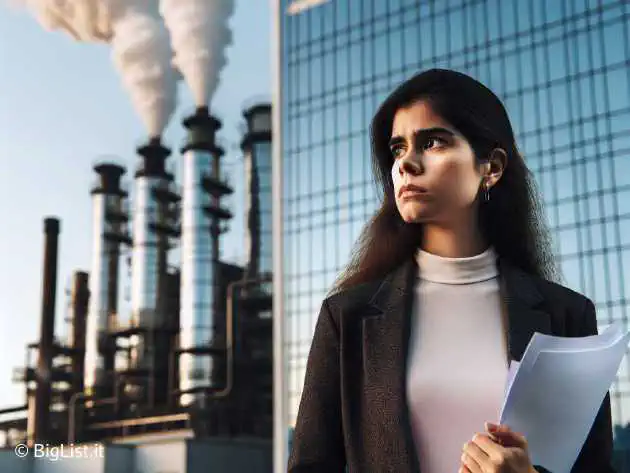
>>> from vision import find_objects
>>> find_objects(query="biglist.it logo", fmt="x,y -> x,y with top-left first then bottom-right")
14,443 -> 105,461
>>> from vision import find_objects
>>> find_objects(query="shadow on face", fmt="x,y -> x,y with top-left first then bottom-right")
390,100 -> 491,225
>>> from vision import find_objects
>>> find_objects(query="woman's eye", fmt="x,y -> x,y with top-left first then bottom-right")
391,146 -> 405,158
422,137 -> 446,150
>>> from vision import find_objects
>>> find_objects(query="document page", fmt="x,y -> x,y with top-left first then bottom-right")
499,324 -> 630,473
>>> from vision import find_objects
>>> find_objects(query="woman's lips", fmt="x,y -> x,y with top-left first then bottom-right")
398,183 -> 428,196
401,190 -> 432,200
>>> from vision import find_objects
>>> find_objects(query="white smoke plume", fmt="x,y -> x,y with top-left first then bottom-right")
159,0 -> 235,107
18,0 -> 178,138
17,0 -> 113,40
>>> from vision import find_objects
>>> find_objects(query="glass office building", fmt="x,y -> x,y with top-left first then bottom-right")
277,0 -> 630,454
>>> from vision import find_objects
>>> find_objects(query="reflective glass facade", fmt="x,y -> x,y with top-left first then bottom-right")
279,0 -> 630,450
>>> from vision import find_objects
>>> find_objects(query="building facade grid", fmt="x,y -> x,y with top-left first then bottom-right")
280,0 -> 630,449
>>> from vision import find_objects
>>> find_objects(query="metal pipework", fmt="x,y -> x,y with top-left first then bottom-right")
67,393 -> 118,445
70,271 -> 89,394
178,108 -> 224,407
215,274 -> 273,398
172,273 -> 272,403
85,412 -> 190,431
84,163 -> 127,396
32,217 -> 60,445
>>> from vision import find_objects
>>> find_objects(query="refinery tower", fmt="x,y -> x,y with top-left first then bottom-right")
0,102 -> 274,472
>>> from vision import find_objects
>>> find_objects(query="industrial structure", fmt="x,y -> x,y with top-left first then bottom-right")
0,103 -> 274,471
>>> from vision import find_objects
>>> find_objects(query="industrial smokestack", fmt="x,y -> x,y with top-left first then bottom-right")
19,0 -> 178,138
84,163 -> 128,397
178,109 -> 229,407
159,0 -> 235,107
128,138 -> 173,396
156,0 -> 235,406
69,271 -> 89,395
32,217 -> 60,445
241,103 -> 272,280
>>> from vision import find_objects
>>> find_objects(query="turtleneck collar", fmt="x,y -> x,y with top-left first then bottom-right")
415,246 -> 499,284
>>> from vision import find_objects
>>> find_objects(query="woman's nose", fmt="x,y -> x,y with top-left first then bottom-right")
399,154 -> 423,175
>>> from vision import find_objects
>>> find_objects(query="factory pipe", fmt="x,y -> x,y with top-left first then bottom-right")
32,217 -> 60,445
84,164 -> 127,397
241,103 -> 272,281
67,393 -> 118,444
67,392 -> 86,445
131,139 -> 170,333
178,107 -> 224,406
128,138 -> 172,398
212,275 -> 272,398
86,412 -> 190,431
172,273 -> 272,401
70,271 -> 89,394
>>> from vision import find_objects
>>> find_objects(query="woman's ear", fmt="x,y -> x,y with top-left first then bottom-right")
489,148 -> 508,171
485,148 -> 507,188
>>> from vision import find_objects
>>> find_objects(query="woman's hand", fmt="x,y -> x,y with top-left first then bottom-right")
459,422 -> 538,473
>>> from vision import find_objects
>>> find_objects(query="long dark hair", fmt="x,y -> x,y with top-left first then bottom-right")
329,68 -> 560,295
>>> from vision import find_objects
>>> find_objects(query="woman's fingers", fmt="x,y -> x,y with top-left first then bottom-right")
485,422 -> 528,449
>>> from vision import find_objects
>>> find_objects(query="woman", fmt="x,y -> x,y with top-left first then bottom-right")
287,69 -> 616,473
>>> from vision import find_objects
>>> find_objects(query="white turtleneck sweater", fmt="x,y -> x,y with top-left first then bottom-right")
406,246 -> 508,473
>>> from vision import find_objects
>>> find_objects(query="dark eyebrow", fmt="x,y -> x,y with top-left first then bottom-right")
388,136 -> 405,148
388,127 -> 456,148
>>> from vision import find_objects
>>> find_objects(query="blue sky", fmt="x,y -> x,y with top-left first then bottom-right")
0,2 -> 270,407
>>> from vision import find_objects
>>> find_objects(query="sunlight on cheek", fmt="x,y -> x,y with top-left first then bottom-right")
391,159 -> 402,191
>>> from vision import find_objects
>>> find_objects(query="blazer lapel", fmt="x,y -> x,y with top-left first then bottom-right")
362,255 -> 552,472
365,256 -> 553,363
497,257 -> 553,362
364,257 -> 420,472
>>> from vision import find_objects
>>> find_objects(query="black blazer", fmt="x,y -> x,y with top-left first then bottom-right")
288,256 -> 616,473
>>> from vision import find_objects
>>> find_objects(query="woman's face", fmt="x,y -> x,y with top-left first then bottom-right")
390,100 -> 490,225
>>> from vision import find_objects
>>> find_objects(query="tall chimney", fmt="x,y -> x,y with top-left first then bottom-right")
69,271 -> 89,394
32,217 -> 60,445
179,107 -> 232,406
128,137 -> 172,398
241,103 -> 272,280
84,164 -> 128,398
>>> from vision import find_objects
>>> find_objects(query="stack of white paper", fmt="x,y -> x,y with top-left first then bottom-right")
500,323 -> 630,473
